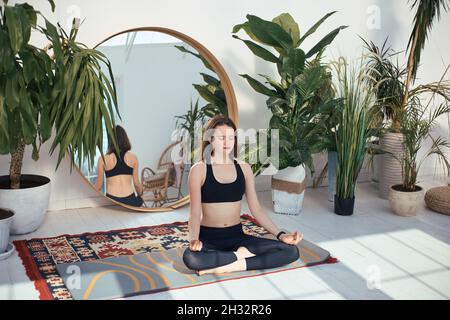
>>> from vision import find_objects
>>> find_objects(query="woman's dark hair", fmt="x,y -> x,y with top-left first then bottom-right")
107,125 -> 131,155
201,114 -> 238,162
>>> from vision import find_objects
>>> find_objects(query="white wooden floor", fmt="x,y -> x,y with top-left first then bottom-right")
1,178 -> 450,300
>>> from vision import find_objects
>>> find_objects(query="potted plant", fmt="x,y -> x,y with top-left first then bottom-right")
0,1 -> 119,234
232,12 -> 346,214
0,208 -> 14,258
332,56 -> 379,216
388,103 -> 450,216
362,0 -> 449,199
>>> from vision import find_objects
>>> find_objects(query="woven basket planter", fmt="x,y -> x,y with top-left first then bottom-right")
425,186 -> 450,215
271,164 -> 306,215
379,132 -> 404,199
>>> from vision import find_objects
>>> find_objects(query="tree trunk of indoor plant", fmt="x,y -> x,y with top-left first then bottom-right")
271,164 -> 306,215
379,132 -> 404,199
9,139 -> 26,189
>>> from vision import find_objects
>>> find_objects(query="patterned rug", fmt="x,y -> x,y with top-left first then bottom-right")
13,213 -> 338,300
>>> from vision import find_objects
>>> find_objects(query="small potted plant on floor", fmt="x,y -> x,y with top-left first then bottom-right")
0,208 -> 14,259
0,1 -> 119,234
332,56 -> 380,216
232,12 -> 346,214
388,103 -> 450,217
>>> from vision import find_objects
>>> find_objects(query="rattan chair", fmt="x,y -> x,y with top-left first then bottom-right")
140,141 -> 185,208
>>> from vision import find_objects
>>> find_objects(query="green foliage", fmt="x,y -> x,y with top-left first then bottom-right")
233,12 -> 346,172
0,1 -> 120,181
333,57 -> 379,199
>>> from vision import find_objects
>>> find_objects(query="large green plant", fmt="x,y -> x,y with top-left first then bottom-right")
333,57 -> 379,199
232,12 -> 346,172
396,96 -> 450,191
0,0 -> 120,188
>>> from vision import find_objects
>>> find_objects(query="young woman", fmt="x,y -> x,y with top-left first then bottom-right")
183,115 -> 303,275
94,125 -> 144,207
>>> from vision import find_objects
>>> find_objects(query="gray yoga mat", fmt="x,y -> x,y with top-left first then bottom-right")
56,237 -> 335,300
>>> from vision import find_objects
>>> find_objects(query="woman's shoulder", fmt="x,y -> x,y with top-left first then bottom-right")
190,160 -> 207,171
234,158 -> 250,168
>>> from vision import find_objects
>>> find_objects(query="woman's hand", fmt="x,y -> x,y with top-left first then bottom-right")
279,231 -> 303,245
189,239 -> 203,251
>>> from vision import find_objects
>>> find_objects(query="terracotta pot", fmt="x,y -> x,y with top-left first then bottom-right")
388,184 -> 424,217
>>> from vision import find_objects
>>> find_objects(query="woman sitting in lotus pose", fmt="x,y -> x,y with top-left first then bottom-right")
183,115 -> 302,275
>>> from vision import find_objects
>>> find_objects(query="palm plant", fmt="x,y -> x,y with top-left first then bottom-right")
174,45 -> 228,117
403,0 -> 449,105
332,56 -> 380,214
232,12 -> 346,173
174,98 -> 207,164
362,38 -> 406,133
396,95 -> 450,192
0,0 -> 120,188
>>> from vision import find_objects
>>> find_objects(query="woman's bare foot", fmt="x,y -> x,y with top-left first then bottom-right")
197,259 -> 247,276
234,246 -> 256,259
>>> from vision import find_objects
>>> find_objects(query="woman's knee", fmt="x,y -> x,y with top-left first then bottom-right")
281,243 -> 300,262
182,248 -> 201,270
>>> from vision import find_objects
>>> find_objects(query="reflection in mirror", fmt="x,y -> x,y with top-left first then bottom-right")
77,30 -> 227,209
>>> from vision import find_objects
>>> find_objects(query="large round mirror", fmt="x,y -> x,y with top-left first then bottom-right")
74,27 -> 238,211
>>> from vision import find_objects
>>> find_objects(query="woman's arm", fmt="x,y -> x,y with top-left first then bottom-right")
187,162 -> 203,241
93,157 -> 105,191
240,161 -> 283,237
240,161 -> 303,244
132,155 -> 143,195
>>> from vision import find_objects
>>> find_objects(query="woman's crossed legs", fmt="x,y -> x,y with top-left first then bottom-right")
182,234 -> 300,275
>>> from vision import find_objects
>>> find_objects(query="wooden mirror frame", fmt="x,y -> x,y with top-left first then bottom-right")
73,27 -> 239,212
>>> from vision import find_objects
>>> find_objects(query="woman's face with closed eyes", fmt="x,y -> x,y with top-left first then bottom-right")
210,125 -> 235,157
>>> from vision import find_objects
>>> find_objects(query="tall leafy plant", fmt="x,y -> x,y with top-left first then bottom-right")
232,12 -> 346,172
0,0 -> 120,188
396,95 -> 450,191
333,57 -> 379,199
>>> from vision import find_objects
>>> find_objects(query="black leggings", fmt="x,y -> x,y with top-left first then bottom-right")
106,192 -> 144,207
182,222 -> 300,271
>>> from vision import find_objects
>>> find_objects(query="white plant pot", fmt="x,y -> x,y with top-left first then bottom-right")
379,132 -> 404,199
0,209 -> 14,253
0,174 -> 51,235
271,164 -> 306,215
388,184 -> 424,217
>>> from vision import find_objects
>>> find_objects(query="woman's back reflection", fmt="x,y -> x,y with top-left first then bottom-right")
94,125 -> 144,207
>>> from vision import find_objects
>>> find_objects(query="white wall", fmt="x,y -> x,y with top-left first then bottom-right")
1,0 -> 449,210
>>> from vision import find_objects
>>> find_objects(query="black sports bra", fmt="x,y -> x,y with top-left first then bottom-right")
104,151 -> 134,178
201,159 -> 246,203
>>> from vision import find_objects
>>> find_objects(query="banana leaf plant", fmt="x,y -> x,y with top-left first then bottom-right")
174,45 -> 228,117
0,0 -> 120,189
232,12 -> 346,172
